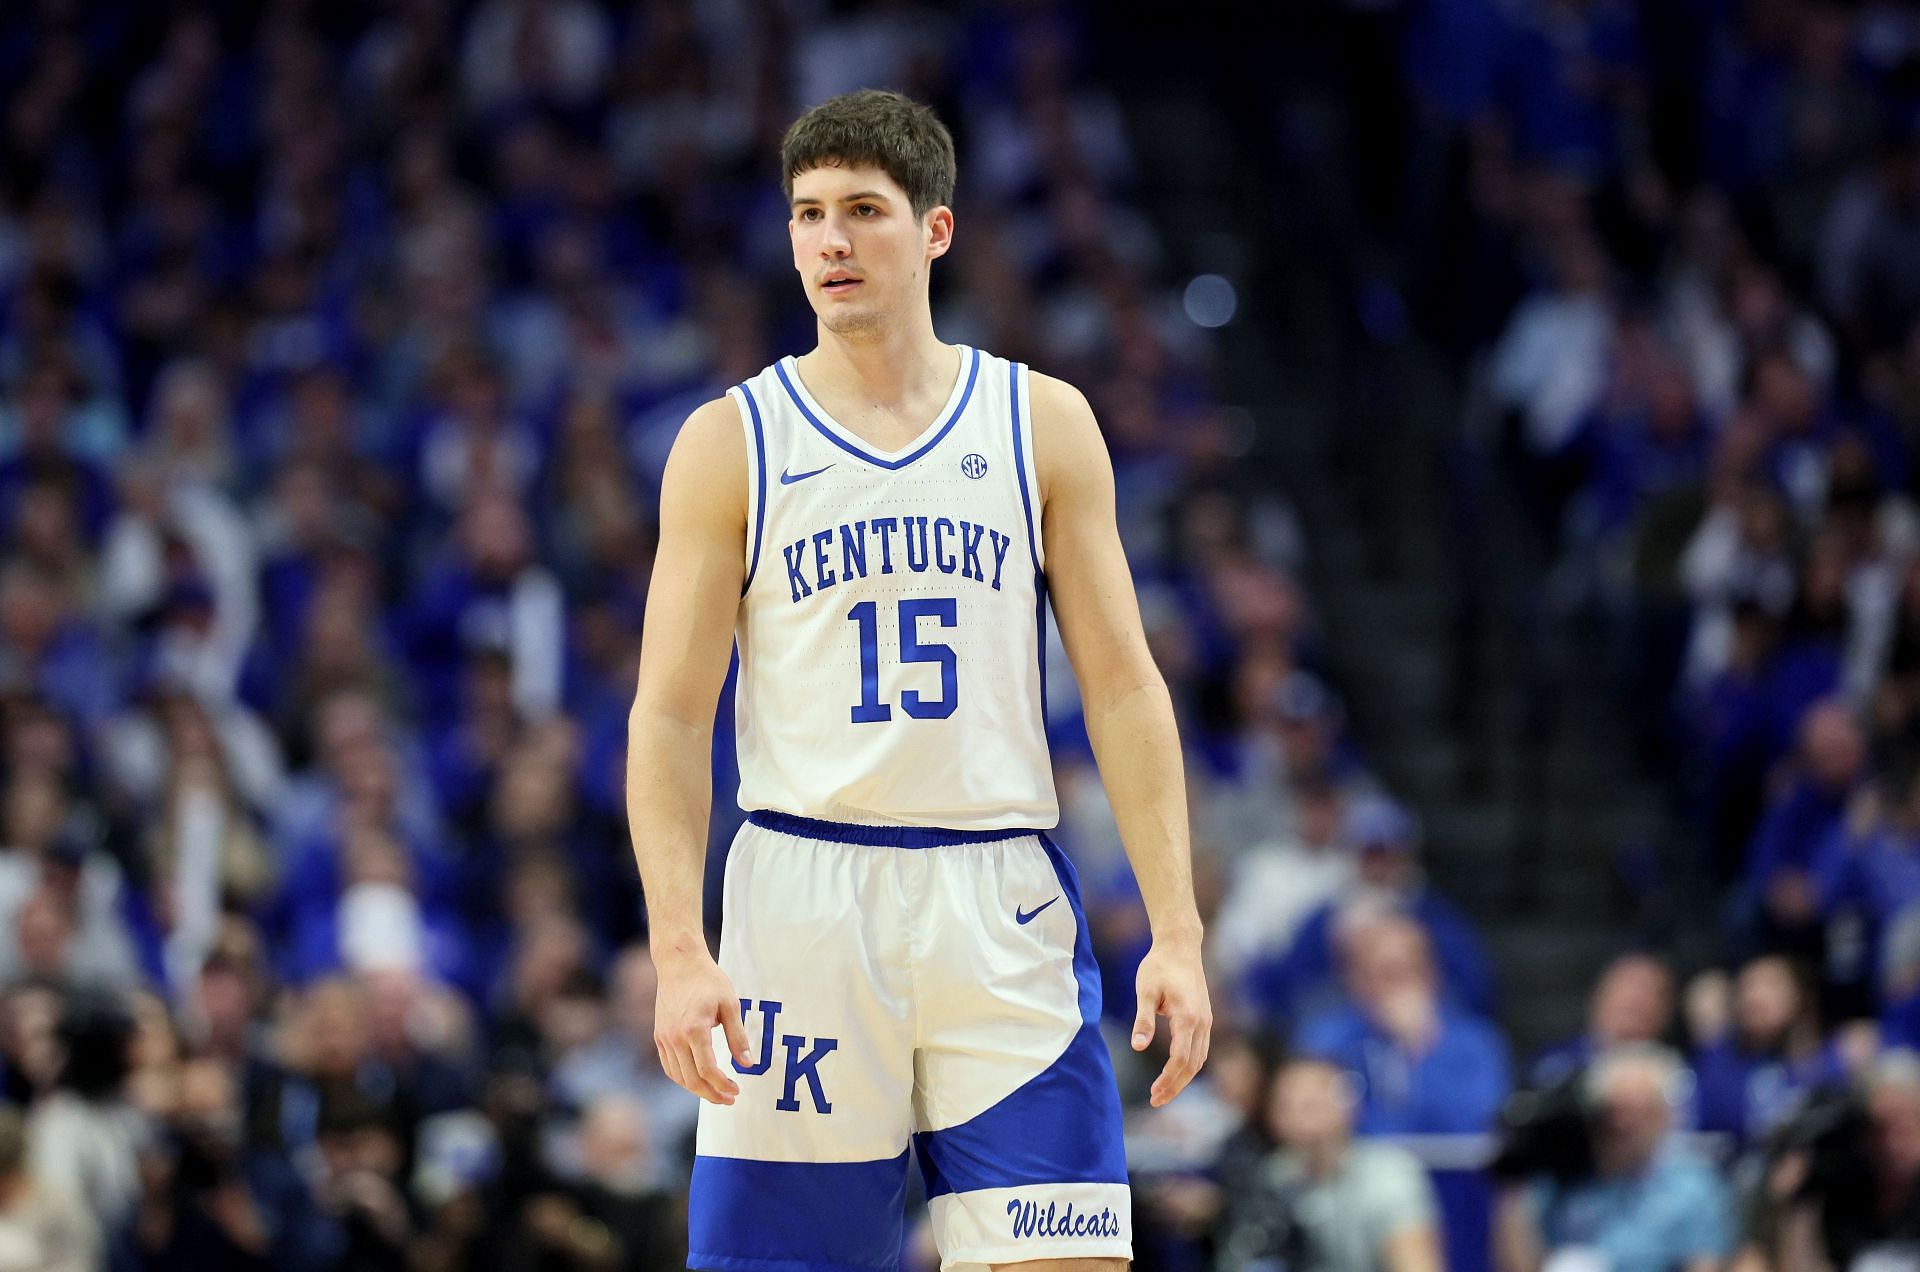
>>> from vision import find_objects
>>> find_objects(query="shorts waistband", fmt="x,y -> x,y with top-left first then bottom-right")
745,810 -> 1045,848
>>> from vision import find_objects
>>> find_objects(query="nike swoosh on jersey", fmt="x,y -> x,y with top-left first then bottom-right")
1015,896 -> 1060,925
779,463 -> 835,484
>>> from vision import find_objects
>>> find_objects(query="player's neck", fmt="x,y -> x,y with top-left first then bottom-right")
805,316 -> 951,413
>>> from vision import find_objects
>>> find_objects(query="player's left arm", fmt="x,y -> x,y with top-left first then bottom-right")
1030,370 -> 1211,1108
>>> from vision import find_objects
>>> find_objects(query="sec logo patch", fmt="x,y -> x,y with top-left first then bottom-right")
961,452 -> 989,479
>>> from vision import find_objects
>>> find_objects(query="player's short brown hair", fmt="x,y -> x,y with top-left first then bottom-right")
780,89 -> 957,222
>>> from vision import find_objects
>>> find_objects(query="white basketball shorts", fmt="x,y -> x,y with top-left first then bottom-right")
687,810 -> 1132,1272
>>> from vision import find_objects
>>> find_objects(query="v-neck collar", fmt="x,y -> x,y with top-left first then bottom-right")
774,344 -> 979,470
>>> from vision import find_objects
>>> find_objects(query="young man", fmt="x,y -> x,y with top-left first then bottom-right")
627,89 -> 1210,1272
1231,1058 -> 1442,1272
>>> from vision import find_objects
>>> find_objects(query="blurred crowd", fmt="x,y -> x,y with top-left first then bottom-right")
42,0 -> 1920,1269
1277,0 -> 1920,1268
1105,0 -> 1920,1268
0,0 -> 1359,1269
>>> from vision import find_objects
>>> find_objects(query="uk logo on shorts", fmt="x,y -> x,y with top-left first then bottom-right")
961,452 -> 989,478
732,998 -> 839,1114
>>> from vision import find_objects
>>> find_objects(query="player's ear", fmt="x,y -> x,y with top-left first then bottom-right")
924,205 -> 954,261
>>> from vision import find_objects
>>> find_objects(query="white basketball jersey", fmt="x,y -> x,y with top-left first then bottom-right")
726,344 -> 1058,829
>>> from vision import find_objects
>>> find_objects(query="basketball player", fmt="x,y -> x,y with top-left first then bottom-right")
627,89 -> 1210,1272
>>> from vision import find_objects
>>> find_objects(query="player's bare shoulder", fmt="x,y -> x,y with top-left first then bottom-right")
660,395 -> 750,534
667,395 -> 750,480
1023,368 -> 1112,505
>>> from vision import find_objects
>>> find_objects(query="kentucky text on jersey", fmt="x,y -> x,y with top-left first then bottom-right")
780,515 -> 1016,604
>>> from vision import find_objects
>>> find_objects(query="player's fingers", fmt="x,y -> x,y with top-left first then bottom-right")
672,1035 -> 727,1103
719,994 -> 753,1067
689,1024 -> 741,1104
1165,1012 -> 1199,1084
1183,1017 -> 1214,1093
655,1030 -> 691,1093
675,1019 -> 735,1103
1131,987 -> 1158,1051
1152,1010 -> 1206,1106
657,1021 -> 726,1101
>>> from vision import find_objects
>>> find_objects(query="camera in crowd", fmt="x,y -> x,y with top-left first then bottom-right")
1758,1083 -> 1872,1206
1490,1068 -> 1598,1184
1217,1176 -> 1313,1272
1735,1066 -> 1920,1269
56,986 -> 134,1100
1491,1045 -> 1693,1187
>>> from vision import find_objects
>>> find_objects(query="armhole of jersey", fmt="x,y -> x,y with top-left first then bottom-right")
1010,359 -> 1050,734
732,382 -> 767,595
1010,360 -> 1044,574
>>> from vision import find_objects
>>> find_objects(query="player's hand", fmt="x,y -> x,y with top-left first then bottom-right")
653,946 -> 754,1104
1132,932 -> 1211,1108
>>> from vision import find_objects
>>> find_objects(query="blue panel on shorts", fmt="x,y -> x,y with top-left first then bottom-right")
912,834 -> 1126,1198
911,1020 -> 1129,1198
1038,832 -> 1103,1023
689,1151 -> 911,1272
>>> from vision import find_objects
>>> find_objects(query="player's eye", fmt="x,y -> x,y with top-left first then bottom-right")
854,204 -> 877,216
800,208 -> 820,221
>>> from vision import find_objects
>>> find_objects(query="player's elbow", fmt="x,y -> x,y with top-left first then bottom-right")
1077,660 -> 1173,722
627,693 -> 710,751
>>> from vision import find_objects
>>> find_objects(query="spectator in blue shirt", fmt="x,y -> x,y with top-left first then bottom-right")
1815,762 -> 1920,963
0,562 -> 118,730
255,460 -> 363,676
1879,905 -> 1920,1050
1530,952 -> 1676,1088
1251,795 -> 1496,1024
425,647 -> 522,838
1691,953 -> 1842,1147
1496,0 -> 1646,182
403,490 -> 565,730
1743,697 -> 1867,954
1496,1044 -> 1733,1272
0,360 -> 117,544
1295,911 -> 1511,1135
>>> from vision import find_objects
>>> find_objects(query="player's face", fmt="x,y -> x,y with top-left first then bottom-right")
789,163 -> 951,338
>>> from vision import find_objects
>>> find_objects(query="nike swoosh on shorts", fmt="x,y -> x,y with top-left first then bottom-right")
1015,896 -> 1060,925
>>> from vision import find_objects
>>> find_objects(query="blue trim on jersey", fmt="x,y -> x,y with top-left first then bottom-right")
911,836 -> 1125,1197
1036,578 -> 1050,734
690,1151 -> 909,1272
1009,361 -> 1041,572
746,810 -> 1039,848
1011,362 -> 1050,733
739,383 -> 769,592
773,347 -> 980,471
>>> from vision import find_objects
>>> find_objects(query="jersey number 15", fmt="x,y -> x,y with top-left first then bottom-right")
847,599 -> 957,722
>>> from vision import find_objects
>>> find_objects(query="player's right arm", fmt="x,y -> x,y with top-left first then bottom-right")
627,396 -> 754,1105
